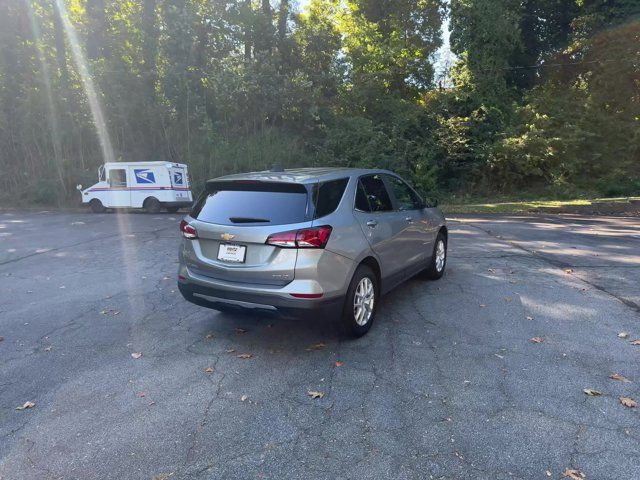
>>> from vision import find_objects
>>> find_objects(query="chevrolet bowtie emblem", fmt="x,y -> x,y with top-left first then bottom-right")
221,233 -> 235,241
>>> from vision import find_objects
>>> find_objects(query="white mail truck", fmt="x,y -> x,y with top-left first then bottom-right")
78,161 -> 193,213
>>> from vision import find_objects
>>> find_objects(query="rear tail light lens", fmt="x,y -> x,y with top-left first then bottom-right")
264,230 -> 297,248
180,220 -> 198,239
266,225 -> 332,249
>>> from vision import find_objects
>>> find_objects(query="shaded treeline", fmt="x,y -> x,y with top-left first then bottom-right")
0,0 -> 638,205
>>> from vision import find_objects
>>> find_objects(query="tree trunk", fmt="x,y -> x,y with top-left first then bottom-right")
141,0 -> 158,100
85,0 -> 107,60
243,0 -> 252,62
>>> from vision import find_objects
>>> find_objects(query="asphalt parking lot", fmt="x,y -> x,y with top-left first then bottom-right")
1,211 -> 639,480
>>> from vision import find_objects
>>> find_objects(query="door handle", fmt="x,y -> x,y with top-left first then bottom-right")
405,216 -> 413,222
366,220 -> 378,228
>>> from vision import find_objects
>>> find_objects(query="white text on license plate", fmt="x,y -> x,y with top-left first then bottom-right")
217,244 -> 246,263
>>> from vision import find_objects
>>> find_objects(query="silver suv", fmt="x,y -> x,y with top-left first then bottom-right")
178,167 -> 447,336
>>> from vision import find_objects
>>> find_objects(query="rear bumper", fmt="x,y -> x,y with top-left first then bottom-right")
178,281 -> 342,314
177,271 -> 344,316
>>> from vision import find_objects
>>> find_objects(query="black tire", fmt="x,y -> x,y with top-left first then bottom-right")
341,264 -> 379,337
166,206 -> 180,213
89,199 -> 106,213
424,231 -> 447,280
144,197 -> 161,213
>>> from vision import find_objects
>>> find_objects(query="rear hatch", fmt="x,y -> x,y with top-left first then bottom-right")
169,165 -> 191,201
170,166 -> 189,188
187,180 -> 312,286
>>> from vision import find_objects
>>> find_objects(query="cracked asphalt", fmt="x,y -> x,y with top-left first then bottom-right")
1,211 -> 639,480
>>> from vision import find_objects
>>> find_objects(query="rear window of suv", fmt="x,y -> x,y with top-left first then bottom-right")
191,181 -> 309,226
312,178 -> 348,219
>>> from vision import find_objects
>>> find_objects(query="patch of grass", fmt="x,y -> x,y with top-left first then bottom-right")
442,196 -> 640,215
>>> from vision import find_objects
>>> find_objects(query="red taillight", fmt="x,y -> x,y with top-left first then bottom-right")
266,226 -> 332,249
180,220 -> 198,239
265,230 -> 297,248
296,226 -> 332,248
290,293 -> 323,298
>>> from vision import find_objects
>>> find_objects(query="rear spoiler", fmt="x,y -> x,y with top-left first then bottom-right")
205,180 -> 307,194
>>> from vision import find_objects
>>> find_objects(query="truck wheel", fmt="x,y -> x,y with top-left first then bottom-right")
89,199 -> 106,213
144,197 -> 161,213
166,206 -> 180,213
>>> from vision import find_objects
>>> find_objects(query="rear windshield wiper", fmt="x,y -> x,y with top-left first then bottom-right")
229,217 -> 271,223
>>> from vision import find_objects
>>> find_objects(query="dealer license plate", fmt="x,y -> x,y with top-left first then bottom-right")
217,244 -> 246,263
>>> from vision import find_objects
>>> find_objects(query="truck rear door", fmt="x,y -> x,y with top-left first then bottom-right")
169,166 -> 191,202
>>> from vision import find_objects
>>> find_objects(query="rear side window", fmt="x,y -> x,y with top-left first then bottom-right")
355,180 -> 371,212
312,178 -> 348,219
191,181 -> 309,226
359,175 -> 393,212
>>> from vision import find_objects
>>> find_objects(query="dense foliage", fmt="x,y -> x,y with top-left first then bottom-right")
0,0 -> 638,205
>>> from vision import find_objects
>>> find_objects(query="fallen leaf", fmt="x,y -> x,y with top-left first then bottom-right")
564,269 -> 573,274
225,348 -> 236,353
306,342 -> 327,351
546,471 -> 552,477
620,396 -> 637,408
237,353 -> 252,359
609,373 -> 631,383
335,361 -> 344,367
131,352 -> 142,359
630,339 -> 640,345
618,332 -> 629,339
205,333 -> 214,340
487,268 -> 495,273
583,388 -> 602,396
235,328 -> 247,334
16,401 -> 35,410
307,390 -> 325,399
530,337 -> 545,344
204,367 -> 214,374
562,469 -> 585,480
151,473 -> 174,480
148,401 -> 156,406
240,395 -> 248,402
525,316 -> 534,321
44,346 -> 52,352
137,392 -> 146,397
504,296 -> 512,302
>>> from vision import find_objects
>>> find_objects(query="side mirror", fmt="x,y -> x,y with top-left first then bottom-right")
76,184 -> 83,191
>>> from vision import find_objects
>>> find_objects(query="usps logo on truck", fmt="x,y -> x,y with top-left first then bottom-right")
134,169 -> 156,184
173,172 -> 184,185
